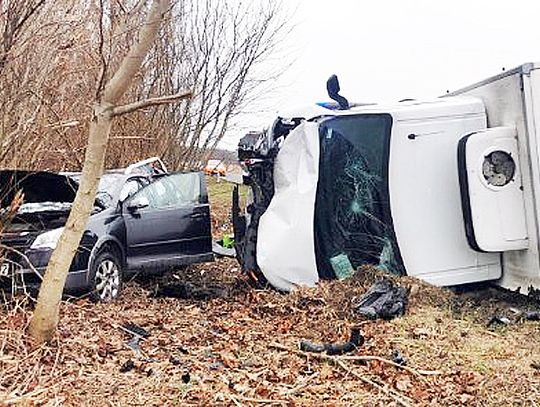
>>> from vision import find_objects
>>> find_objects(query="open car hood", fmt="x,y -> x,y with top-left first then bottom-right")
0,170 -> 78,209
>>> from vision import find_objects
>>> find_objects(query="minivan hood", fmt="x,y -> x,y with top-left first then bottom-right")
0,170 -> 77,209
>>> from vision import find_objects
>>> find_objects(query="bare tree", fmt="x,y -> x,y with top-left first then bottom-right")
0,0 -> 46,70
28,0 -> 191,344
0,1 -> 290,172
162,0 -> 290,170
0,0 -> 94,170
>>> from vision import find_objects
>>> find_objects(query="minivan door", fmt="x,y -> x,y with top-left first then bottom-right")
124,172 -> 213,271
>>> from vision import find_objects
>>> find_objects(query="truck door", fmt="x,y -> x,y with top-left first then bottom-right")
458,126 -> 528,251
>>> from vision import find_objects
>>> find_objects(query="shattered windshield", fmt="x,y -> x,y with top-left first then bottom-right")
68,173 -> 125,208
314,114 -> 404,278
95,174 -> 125,207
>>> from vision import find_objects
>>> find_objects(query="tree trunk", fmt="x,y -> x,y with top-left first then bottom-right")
29,0 -> 170,344
28,104 -> 113,341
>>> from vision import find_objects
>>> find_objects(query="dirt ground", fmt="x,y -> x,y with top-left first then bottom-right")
1,177 -> 540,406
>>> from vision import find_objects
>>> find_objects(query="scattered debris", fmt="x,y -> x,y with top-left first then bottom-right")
487,316 -> 512,327
3,184 -> 540,406
120,360 -> 135,373
392,349 -> 407,366
121,322 -> 150,338
299,327 -> 363,355
208,362 -> 225,371
508,307 -> 521,315
178,346 -> 189,355
119,323 -> 150,355
524,311 -> 540,321
354,279 -> 408,320
153,282 -> 227,300
169,355 -> 182,366
181,372 -> 191,384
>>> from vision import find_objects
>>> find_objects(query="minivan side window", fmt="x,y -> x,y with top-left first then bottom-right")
119,179 -> 143,202
133,172 -> 200,209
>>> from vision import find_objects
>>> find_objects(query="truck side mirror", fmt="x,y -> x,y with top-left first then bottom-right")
326,74 -> 350,110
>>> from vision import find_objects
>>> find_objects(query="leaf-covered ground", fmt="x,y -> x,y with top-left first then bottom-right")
1,177 -> 540,406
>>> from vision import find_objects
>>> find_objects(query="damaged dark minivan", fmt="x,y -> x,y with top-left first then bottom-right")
0,159 -> 213,301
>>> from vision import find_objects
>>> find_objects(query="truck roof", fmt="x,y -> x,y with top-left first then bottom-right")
279,95 -> 484,124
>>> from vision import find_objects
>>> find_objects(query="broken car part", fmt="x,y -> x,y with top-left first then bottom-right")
487,316 -> 512,327
120,323 -> 150,355
299,327 -> 363,356
354,279 -> 408,320
524,311 -> 540,321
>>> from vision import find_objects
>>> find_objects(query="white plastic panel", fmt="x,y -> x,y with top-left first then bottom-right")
461,127 -> 528,251
256,122 -> 320,291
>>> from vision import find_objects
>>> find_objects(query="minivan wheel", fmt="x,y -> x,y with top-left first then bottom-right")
90,251 -> 122,302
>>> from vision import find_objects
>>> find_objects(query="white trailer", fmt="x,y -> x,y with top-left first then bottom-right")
235,63 -> 540,295
450,63 -> 540,295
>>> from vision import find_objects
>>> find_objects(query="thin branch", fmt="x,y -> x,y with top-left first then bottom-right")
103,0 -> 169,103
0,244 -> 43,281
95,0 -> 107,98
111,90 -> 191,116
336,359 -> 413,407
268,342 -> 442,378
268,342 -> 415,407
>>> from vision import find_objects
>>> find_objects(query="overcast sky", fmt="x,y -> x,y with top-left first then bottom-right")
220,0 -> 540,149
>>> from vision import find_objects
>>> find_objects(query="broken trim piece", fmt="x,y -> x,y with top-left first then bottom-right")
299,327 -> 363,355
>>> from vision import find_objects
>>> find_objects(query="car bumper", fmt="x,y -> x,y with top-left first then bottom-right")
0,266 -> 89,295
0,248 -> 90,295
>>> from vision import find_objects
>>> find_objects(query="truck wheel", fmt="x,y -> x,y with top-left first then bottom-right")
89,251 -> 123,302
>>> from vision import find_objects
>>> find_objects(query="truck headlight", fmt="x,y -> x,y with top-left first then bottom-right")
30,227 -> 64,250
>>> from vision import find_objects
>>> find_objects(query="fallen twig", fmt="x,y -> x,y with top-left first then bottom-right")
269,342 -> 442,378
233,395 -> 289,405
280,372 -> 320,396
335,359 -> 413,407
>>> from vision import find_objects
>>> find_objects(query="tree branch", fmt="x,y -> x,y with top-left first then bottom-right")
111,90 -> 192,116
102,0 -> 169,103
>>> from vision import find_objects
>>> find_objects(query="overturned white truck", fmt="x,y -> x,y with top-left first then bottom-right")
233,62 -> 540,296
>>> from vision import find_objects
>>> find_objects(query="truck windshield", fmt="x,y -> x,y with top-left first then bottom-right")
314,114 -> 404,278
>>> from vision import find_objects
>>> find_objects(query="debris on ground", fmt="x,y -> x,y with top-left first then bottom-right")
119,322 -> 151,355
487,315 -> 512,327
354,278 -> 408,320
212,240 -> 236,257
153,281 -> 228,300
299,327 -> 363,355
119,359 -> 135,373
523,310 -> 540,321
392,349 -> 407,366
2,180 -> 540,405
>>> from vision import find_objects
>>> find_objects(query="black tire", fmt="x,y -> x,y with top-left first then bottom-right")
89,250 -> 123,302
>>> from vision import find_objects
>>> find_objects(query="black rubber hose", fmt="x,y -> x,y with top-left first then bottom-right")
299,327 -> 363,355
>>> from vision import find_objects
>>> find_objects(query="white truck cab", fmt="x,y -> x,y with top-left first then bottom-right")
235,63 -> 540,295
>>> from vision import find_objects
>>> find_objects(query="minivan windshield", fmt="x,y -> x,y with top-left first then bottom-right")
314,114 -> 404,278
68,173 -> 127,208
